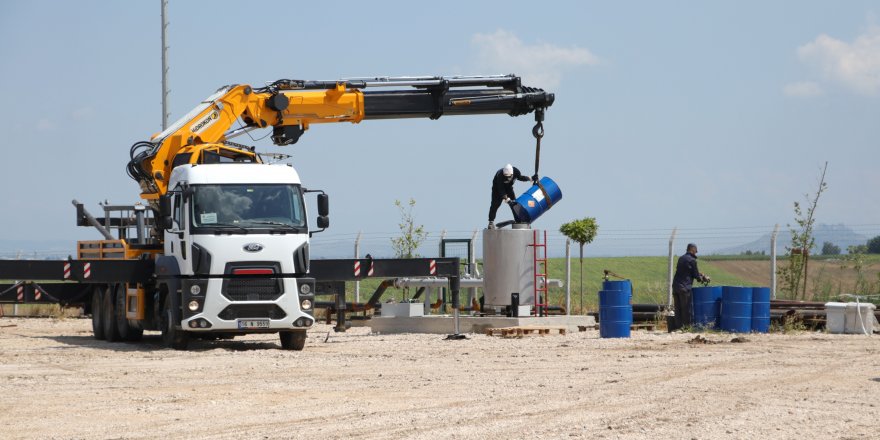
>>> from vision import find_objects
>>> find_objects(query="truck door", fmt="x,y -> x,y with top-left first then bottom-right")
165,193 -> 191,274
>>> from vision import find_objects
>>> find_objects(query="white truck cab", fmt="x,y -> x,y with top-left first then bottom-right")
158,163 -> 322,349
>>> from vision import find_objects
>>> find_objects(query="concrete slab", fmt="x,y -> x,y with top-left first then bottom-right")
350,315 -> 596,335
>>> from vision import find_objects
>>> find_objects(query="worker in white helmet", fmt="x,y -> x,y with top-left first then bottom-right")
487,163 -> 535,229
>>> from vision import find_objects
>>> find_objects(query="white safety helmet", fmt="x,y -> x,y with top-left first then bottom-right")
502,164 -> 513,176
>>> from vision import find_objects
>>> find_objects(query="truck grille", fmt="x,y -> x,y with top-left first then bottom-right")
218,304 -> 287,320
221,262 -> 284,301
221,278 -> 283,301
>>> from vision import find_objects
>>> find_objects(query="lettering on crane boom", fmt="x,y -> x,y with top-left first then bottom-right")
190,110 -> 220,134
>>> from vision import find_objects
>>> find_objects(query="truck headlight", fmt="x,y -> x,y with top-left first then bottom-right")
300,299 -> 312,310
190,285 -> 201,295
300,283 -> 311,294
188,300 -> 200,311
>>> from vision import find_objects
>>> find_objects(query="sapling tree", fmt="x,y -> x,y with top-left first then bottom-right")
559,217 -> 598,314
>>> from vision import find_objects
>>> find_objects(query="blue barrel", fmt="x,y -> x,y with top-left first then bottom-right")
599,289 -> 632,338
602,279 -> 632,298
511,176 -> 563,223
720,286 -> 753,333
751,287 -> 771,333
692,286 -> 722,329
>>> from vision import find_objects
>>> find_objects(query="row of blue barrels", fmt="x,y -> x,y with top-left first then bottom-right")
598,280 -> 632,338
692,286 -> 770,333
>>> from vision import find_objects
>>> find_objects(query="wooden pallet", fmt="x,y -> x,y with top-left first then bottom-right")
485,326 -> 567,338
578,323 -> 659,332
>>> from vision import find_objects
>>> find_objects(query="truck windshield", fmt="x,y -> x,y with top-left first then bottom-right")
190,184 -> 306,231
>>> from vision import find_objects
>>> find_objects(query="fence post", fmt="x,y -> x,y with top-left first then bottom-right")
565,238 -> 571,316
354,231 -> 361,303
667,227 -> 677,307
771,224 -> 779,299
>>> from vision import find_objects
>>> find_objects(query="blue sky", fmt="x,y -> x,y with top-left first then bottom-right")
0,1 -> 878,257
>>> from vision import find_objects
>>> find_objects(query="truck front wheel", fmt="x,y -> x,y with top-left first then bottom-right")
161,291 -> 190,350
279,330 -> 307,351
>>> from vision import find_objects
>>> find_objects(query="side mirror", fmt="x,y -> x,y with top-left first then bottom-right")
158,195 -> 173,230
159,195 -> 171,217
317,193 -> 329,217
316,216 -> 329,229
160,216 -> 173,230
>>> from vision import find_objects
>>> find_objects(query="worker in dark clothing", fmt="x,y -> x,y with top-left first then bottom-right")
670,243 -> 710,331
488,163 -> 534,229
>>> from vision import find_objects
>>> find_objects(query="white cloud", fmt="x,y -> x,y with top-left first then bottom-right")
471,30 -> 600,89
783,81 -> 824,97
71,106 -> 95,121
36,119 -> 54,132
796,25 -> 880,95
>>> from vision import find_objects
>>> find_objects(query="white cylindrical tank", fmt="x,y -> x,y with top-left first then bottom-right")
482,226 -> 536,308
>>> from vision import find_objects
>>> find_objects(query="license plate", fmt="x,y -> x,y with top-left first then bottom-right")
237,319 -> 270,329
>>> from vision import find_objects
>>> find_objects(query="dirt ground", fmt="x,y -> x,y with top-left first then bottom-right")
0,318 -> 878,440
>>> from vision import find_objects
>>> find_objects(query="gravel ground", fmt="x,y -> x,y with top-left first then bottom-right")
0,317 -> 878,439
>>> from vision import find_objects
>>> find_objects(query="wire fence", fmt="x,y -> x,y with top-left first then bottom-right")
2,223 -> 878,260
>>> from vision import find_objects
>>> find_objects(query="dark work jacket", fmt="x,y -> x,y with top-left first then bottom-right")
491,167 -> 530,199
672,252 -> 702,290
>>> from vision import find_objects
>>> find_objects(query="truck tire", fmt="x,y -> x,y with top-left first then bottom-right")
115,284 -> 143,342
279,330 -> 307,351
161,291 -> 190,350
102,285 -> 121,342
90,286 -> 105,340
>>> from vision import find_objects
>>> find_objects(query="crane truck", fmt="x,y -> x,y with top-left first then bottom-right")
0,74 -> 554,350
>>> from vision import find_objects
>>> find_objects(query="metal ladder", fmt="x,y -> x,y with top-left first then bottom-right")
530,230 -> 549,316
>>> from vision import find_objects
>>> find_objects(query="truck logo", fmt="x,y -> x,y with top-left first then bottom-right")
190,110 -> 220,134
243,243 -> 264,252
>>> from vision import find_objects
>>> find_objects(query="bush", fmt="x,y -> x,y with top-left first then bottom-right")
821,241 -> 841,256
867,235 -> 880,254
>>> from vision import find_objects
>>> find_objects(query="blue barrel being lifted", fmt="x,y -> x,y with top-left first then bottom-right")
692,286 -> 722,329
720,286 -> 753,333
511,176 -> 563,224
751,287 -> 771,333
599,279 -> 632,338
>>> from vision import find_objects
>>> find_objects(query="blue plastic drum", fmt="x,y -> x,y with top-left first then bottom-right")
692,286 -> 722,329
602,280 -> 632,298
599,288 -> 632,338
511,176 -> 563,223
720,286 -> 753,333
751,287 -> 771,333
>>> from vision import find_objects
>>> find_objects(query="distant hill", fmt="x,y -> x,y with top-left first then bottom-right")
715,224 -> 870,256
0,239 -> 74,259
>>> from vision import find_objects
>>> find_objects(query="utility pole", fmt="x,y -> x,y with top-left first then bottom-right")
161,0 -> 170,130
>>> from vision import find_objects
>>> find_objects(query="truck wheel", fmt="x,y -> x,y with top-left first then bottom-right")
90,286 -> 105,340
161,292 -> 190,350
115,284 -> 143,342
279,330 -> 307,351
102,285 -> 121,342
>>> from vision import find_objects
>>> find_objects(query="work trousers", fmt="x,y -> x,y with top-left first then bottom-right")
671,286 -> 693,331
488,195 -> 513,222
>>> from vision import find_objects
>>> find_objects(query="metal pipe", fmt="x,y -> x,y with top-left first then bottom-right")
134,204 -> 146,244
224,125 -> 259,140
393,277 -> 563,289
72,200 -> 114,240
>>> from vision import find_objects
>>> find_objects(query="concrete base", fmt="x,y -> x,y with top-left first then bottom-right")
350,315 -> 596,335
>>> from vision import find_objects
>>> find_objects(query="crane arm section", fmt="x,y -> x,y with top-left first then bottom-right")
129,74 -> 554,198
